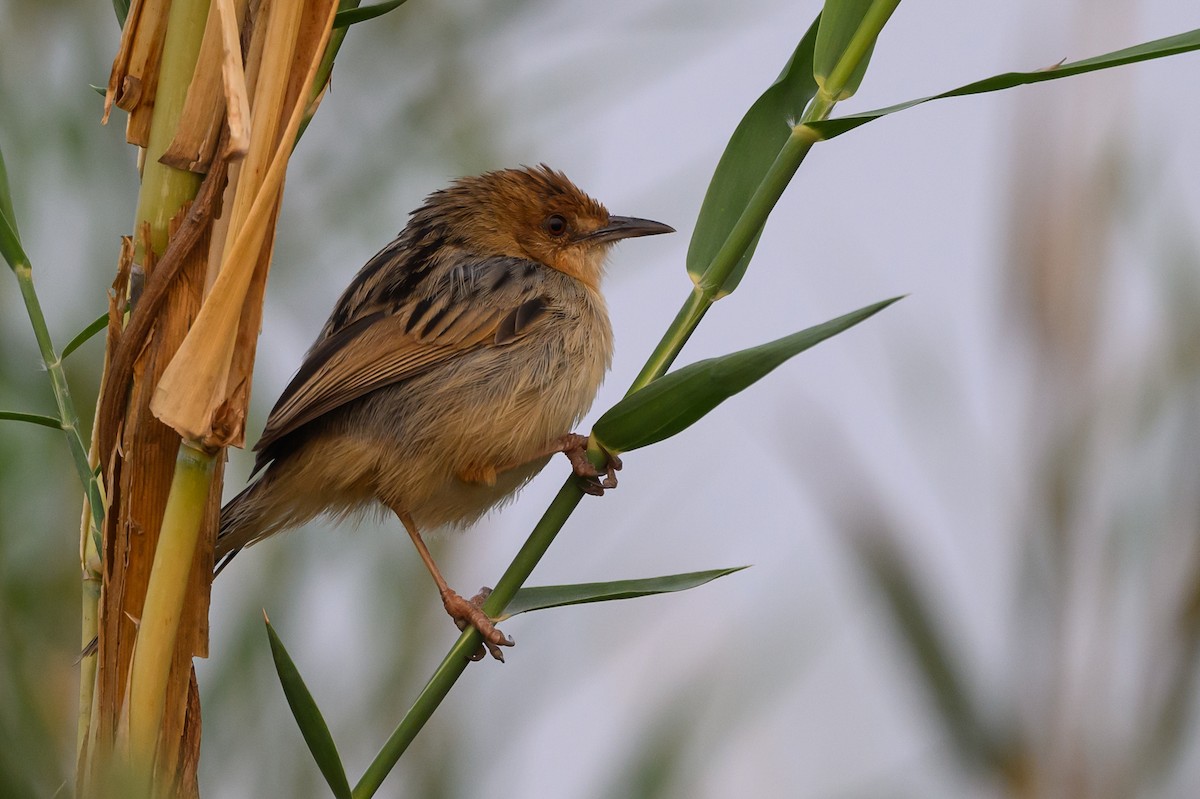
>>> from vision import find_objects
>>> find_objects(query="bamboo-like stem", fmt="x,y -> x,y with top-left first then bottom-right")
130,0 -> 209,262
85,0 -> 212,791
121,442 -> 216,784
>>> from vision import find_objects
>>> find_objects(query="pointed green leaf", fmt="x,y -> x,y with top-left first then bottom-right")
814,0 -> 893,100
0,201 -> 28,273
686,16 -> 821,295
809,27 -> 1200,140
334,0 -> 410,28
0,410 -> 62,430
264,615 -> 352,799
112,0 -> 130,27
499,567 -> 748,621
62,312 -> 110,360
0,143 -> 18,243
594,297 -> 901,454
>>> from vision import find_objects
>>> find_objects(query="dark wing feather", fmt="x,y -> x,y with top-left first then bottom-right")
253,254 -> 553,456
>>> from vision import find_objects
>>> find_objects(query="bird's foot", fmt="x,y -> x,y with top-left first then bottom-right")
443,586 -> 513,662
558,433 -> 622,496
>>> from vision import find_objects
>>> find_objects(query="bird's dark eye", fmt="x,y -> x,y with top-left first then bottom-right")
544,214 -> 568,237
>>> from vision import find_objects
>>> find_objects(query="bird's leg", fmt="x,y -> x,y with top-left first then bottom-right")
390,506 -> 513,662
552,433 -> 621,496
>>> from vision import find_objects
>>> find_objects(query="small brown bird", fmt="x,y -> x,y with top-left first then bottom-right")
217,165 -> 673,660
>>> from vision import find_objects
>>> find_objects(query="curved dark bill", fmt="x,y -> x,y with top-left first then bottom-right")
584,216 -> 675,243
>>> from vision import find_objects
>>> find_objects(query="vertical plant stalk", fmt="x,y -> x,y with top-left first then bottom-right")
83,0 -> 213,793
121,1 -> 339,790
1,237 -> 104,528
121,443 -> 215,780
1,162 -> 108,770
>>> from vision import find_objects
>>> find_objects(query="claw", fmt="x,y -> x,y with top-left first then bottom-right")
443,586 -> 513,662
559,434 -> 621,496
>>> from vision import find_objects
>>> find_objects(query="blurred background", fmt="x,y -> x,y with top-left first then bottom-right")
3,1 -> 1200,796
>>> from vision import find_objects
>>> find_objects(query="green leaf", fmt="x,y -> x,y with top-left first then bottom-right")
686,16 -> 821,296
0,142 -> 18,243
814,0 -> 883,100
62,312 -> 109,360
0,410 -> 62,430
499,567 -> 747,621
334,0 -> 410,28
112,0 -> 130,27
264,615 -> 352,799
808,27 -> 1200,140
0,190 -> 28,273
594,297 -> 901,454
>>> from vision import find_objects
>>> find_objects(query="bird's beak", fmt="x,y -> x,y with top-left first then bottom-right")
584,216 -> 675,244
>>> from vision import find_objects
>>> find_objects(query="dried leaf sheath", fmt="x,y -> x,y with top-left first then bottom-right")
152,0 -> 338,447
88,208 -> 224,792
160,0 -> 252,171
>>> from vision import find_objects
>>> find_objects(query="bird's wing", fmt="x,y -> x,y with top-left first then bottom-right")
253,254 -> 553,456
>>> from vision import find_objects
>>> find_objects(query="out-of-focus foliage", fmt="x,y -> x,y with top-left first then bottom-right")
4,0 -> 1200,797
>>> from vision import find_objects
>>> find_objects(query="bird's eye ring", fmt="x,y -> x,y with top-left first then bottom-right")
544,214 -> 568,237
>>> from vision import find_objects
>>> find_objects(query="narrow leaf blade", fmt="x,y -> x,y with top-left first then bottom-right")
0,410 -> 62,430
0,205 -> 28,272
333,0 -> 410,27
62,312 -> 110,360
594,297 -> 902,454
112,0 -> 130,27
809,27 -> 1200,140
0,143 -> 18,242
686,16 -> 821,294
500,567 -> 748,620
264,616 -> 352,799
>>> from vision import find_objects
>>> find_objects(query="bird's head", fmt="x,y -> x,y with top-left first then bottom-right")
426,165 -> 674,292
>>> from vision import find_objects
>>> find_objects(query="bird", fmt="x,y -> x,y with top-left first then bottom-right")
216,165 -> 674,660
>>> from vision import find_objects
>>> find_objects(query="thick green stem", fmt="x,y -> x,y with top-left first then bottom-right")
130,0 -> 210,261
122,443 -> 215,782
696,128 -> 817,297
628,287 -> 710,394
97,0 -> 211,786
